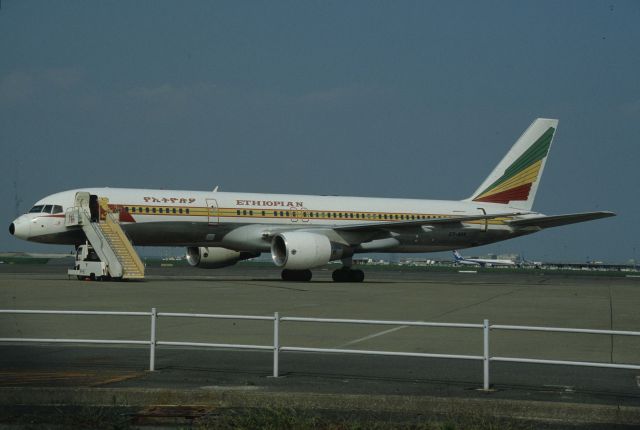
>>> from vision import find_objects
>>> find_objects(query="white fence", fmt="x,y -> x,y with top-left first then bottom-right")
1,308 -> 640,391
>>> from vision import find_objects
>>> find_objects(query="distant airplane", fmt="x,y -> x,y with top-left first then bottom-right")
519,253 -> 542,268
453,250 -> 516,267
9,118 -> 615,282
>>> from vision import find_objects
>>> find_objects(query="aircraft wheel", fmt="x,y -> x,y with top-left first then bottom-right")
281,269 -> 312,282
332,268 -> 345,282
350,269 -> 365,282
333,268 -> 365,282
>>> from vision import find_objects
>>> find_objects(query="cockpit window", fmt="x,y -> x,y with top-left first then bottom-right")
52,205 -> 64,214
29,205 -> 44,213
43,205 -> 53,214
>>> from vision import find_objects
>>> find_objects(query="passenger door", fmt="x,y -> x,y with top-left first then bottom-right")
206,199 -> 219,225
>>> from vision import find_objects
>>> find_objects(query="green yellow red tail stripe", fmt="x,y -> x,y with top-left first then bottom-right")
473,126 -> 555,204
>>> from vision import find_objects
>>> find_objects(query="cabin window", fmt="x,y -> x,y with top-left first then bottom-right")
178,208 -> 183,214
249,210 -> 253,216
152,208 -> 157,213
146,207 -> 150,213
173,208 -> 177,214
286,211 -> 290,217
262,211 -> 266,216
185,208 -> 190,214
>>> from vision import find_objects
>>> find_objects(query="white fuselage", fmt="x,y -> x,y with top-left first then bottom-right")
10,187 -> 532,254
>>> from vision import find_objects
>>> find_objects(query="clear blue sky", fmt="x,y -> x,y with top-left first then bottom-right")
1,1 -> 638,263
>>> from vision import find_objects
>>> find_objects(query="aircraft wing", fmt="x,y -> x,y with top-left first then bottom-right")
507,211 -> 615,230
334,212 -> 525,232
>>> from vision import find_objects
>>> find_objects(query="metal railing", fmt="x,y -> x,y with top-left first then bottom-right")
1,308 -> 639,391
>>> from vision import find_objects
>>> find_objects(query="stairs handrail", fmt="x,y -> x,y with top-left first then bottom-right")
104,212 -> 145,276
77,208 -> 110,258
72,207 -> 123,277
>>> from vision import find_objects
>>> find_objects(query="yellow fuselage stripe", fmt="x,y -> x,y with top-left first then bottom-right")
114,204 -> 508,225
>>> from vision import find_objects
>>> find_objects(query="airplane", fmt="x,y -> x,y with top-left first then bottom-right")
452,250 -> 516,267
9,118 -> 615,282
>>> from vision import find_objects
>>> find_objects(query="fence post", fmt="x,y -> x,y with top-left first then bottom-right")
273,312 -> 280,377
483,318 -> 490,391
149,307 -> 157,372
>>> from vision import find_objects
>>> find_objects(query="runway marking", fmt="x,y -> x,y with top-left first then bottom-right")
430,288 -> 520,320
336,325 -> 408,348
91,372 -> 145,387
241,281 -> 309,292
335,288 -> 521,349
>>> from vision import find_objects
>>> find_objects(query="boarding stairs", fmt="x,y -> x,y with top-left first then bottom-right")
65,203 -> 145,280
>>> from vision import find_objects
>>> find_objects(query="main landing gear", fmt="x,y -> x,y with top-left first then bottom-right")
331,267 -> 365,282
280,268 -> 365,282
331,257 -> 365,282
280,258 -> 365,283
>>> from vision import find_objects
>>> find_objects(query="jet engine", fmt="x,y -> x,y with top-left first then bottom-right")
186,246 -> 256,269
271,231 -> 348,270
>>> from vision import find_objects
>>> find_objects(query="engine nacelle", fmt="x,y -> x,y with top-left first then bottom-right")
271,231 -> 347,270
186,246 -> 253,269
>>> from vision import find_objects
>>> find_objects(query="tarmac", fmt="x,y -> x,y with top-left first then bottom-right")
0,263 -> 639,427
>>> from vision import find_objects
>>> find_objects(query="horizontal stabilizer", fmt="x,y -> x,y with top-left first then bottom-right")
508,211 -> 615,230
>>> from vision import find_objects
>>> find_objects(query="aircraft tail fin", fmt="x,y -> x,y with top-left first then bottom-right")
466,118 -> 558,211
453,250 -> 463,261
